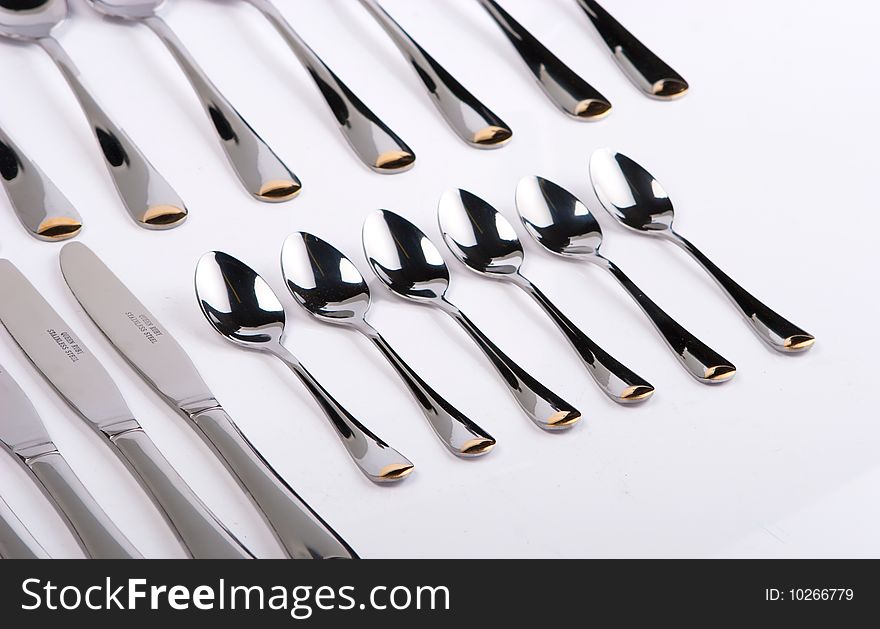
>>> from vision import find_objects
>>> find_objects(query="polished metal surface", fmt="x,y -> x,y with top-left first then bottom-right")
0,495 -> 49,559
87,0 -> 300,201
246,0 -> 415,173
575,0 -> 689,100
281,232 -> 496,457
439,188 -> 654,403
0,362 -> 141,558
60,242 -> 356,559
0,124 -> 82,241
475,0 -> 611,120
358,0 -> 512,148
363,209 -> 581,430
0,0 -> 188,229
196,251 -> 414,483
0,260 -> 252,558
516,176 -> 737,383
589,149 -> 814,353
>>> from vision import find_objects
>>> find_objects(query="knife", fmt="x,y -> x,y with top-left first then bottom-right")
59,242 -> 357,560
0,363 -> 142,559
0,495 -> 49,559
0,260 -> 253,559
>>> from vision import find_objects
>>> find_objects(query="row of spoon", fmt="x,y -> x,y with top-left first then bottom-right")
0,0 -> 687,241
194,149 -> 813,481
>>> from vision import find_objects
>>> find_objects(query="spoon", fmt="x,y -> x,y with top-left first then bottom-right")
517,176 -> 736,384
590,149 -> 815,353
0,0 -> 187,229
358,0 -> 512,148
195,251 -> 414,483
282,232 -> 496,457
362,209 -> 581,431
86,0 -> 300,202
439,188 -> 654,404
0,123 -> 82,240
243,0 -> 415,173
475,0 -> 611,120
575,0 -> 689,100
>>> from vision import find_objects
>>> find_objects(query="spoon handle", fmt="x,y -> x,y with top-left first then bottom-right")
0,495 -> 50,559
574,0 -> 689,100
599,257 -> 737,383
515,275 -> 654,403
36,36 -> 187,230
474,0 -> 611,120
363,324 -> 496,457
108,426 -> 253,558
143,17 -> 300,202
0,125 -> 82,241
247,0 -> 415,172
273,345 -> 414,483
440,299 -> 581,430
667,233 -> 815,352
358,0 -> 513,148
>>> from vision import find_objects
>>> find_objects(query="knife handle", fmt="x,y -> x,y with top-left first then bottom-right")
0,495 -> 49,559
25,451 -> 142,559
109,427 -> 253,559
190,406 -> 357,559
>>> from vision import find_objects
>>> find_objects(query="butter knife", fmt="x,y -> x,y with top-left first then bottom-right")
0,363 -> 141,559
0,260 -> 252,559
0,495 -> 49,559
59,242 -> 357,560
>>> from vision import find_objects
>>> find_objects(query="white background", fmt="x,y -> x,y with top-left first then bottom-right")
0,0 -> 876,559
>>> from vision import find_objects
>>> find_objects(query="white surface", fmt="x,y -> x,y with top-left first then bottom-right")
0,0 -> 875,559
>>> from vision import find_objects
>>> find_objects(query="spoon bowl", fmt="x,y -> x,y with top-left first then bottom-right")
0,0 -> 66,40
589,148 -> 674,233
195,251 -> 286,349
516,176 -> 603,257
438,188 -> 523,276
363,209 -> 450,302
282,233 -> 372,326
86,0 -> 164,19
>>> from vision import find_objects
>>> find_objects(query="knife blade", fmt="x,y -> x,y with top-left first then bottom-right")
0,259 -> 252,559
59,242 -> 357,559
0,363 -> 141,558
0,495 -> 49,559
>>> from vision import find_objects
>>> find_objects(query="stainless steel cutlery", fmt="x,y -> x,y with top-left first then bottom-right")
281,232 -> 496,457
0,260 -> 252,558
196,251 -> 414,483
87,0 -> 300,202
60,242 -> 356,559
589,149 -> 814,352
0,362 -> 141,558
475,0 -> 611,120
575,0 -> 689,99
358,0 -> 513,148
516,176 -> 737,384
439,188 -> 654,403
0,124 -> 82,241
0,0 -> 188,229
362,209 -> 581,430
246,0 -> 415,173
0,495 -> 49,559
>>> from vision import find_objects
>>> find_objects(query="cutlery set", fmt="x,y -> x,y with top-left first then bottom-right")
1,0 -> 685,241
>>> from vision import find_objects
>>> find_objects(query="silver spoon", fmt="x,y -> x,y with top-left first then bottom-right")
590,149 -> 815,353
243,0 -> 415,173
575,0 -> 689,100
86,0 -> 300,202
0,123 -> 82,240
362,209 -> 581,431
0,0 -> 187,228
281,232 -> 496,457
475,0 -> 611,120
516,176 -> 736,384
358,0 -> 512,148
195,251 -> 414,483
439,188 -> 654,404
